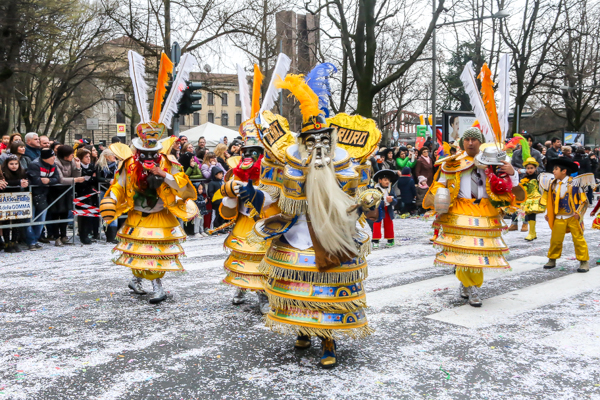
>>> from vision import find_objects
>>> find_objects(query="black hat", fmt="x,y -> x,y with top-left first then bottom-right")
377,148 -> 394,157
550,157 -> 579,175
41,148 -> 55,159
111,136 -> 121,143
373,169 -> 398,184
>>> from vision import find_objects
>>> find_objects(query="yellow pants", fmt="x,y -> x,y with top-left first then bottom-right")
456,269 -> 484,288
548,217 -> 589,261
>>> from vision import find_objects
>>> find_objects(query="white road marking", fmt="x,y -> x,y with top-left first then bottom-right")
368,256 -> 436,280
537,320 -> 600,358
367,256 -> 548,309
427,265 -> 600,328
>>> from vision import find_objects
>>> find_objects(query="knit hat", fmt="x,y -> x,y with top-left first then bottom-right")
401,167 -> 411,176
418,175 -> 427,183
459,127 -> 485,150
41,148 -> 55,159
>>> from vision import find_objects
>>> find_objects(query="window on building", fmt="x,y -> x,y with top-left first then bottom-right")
222,93 -> 228,106
235,94 -> 241,107
115,94 -> 126,124
193,113 -> 200,126
208,112 -> 214,123
179,115 -> 186,126
207,92 -> 214,106
236,113 -> 242,126
222,112 -> 228,126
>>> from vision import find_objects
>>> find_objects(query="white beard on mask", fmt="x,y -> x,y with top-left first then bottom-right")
305,153 -> 358,259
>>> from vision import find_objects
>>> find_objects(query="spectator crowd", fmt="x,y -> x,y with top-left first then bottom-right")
2,130 -> 599,254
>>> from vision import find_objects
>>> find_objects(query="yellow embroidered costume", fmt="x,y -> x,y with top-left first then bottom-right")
539,158 -> 593,272
218,64 -> 282,311
248,67 -> 381,368
520,157 -> 545,241
99,50 -> 198,303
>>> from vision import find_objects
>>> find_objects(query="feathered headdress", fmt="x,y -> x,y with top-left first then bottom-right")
259,53 -> 292,114
128,50 -> 196,151
304,62 -> 337,117
276,74 -> 329,135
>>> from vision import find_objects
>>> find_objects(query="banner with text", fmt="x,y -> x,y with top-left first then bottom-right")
0,192 -> 32,221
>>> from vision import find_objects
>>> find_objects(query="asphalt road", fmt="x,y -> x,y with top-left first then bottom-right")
1,213 -> 600,399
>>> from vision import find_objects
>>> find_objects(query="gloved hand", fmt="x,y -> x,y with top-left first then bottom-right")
238,179 -> 256,203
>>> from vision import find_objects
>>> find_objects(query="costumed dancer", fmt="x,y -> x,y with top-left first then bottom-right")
539,158 -> 592,272
424,59 -> 523,307
218,61 -> 287,313
371,169 -> 398,248
589,188 -> 600,264
249,66 -> 381,368
99,51 -> 199,303
520,156 -> 545,241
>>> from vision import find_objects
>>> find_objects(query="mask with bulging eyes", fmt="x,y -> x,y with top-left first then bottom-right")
239,147 -> 263,170
302,132 -> 332,169
137,150 -> 161,170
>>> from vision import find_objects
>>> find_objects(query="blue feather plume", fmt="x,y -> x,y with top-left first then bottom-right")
304,63 -> 337,117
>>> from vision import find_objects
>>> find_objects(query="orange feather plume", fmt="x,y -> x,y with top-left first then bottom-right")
275,74 -> 321,122
251,64 -> 263,118
478,63 -> 502,143
151,52 -> 174,122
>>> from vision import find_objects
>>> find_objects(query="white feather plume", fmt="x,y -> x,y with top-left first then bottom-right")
236,64 -> 251,121
460,61 -> 495,143
497,54 -> 512,141
259,53 -> 292,113
127,50 -> 151,124
159,53 -> 196,128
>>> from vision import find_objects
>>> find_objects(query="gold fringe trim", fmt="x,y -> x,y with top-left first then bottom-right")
223,267 -> 266,279
355,185 -> 368,197
116,236 -> 186,245
433,244 -> 509,256
258,183 -> 281,202
264,316 -> 374,340
279,196 -> 308,216
265,292 -> 367,312
261,259 -> 368,285
434,260 -> 512,272
117,253 -> 184,260
440,226 -> 503,238
357,237 -> 372,262
228,250 -> 265,261
245,229 -> 270,248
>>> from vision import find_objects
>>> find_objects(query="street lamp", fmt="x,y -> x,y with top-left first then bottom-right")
431,7 -> 510,139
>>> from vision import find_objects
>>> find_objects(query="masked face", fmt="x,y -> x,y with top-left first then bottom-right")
239,147 -> 263,170
137,150 -> 161,170
302,131 -> 332,169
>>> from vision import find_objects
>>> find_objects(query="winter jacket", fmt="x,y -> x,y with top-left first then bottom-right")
573,154 -> 592,174
1,164 -> 27,191
395,176 -> 417,205
50,158 -> 82,214
207,166 -> 225,202
56,158 -> 82,185
0,151 -> 30,171
511,147 -> 544,175
185,164 -> 204,179
201,163 -> 224,180
27,158 -> 59,196
415,156 -> 434,186
24,145 -> 41,163
396,156 -> 416,170
217,156 -> 230,172
546,147 -> 561,171
97,161 -> 117,184
416,186 -> 428,210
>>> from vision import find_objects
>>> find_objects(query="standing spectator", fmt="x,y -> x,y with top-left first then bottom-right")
74,148 -> 97,244
192,183 -> 209,237
84,144 -> 99,164
546,137 -> 562,171
23,132 -> 41,163
111,136 -> 121,144
179,143 -> 196,171
97,148 -> 118,243
396,147 -> 416,171
8,133 -> 22,147
26,148 -> 59,250
219,136 -> 229,147
544,140 -> 552,149
561,146 -> 573,159
39,135 -> 50,149
0,134 -> 9,153
207,166 -> 225,233
179,135 -> 188,146
228,140 -> 242,157
52,145 -> 84,245
416,176 -> 429,214
201,151 -> 224,179
415,147 -> 434,186
394,167 -> 417,215
214,143 -> 230,171
379,148 -> 397,170
195,137 -> 206,158
185,156 -> 203,179
1,155 -> 28,252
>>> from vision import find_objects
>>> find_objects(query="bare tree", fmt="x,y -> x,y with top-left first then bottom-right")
306,0 -> 446,118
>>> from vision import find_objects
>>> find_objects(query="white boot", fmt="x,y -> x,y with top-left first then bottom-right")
257,292 -> 270,315
232,288 -> 246,305
149,278 -> 167,304
128,277 -> 146,295
467,286 -> 482,307
458,282 -> 468,299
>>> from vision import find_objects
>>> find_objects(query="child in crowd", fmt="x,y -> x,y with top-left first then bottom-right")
520,157 -> 545,241
371,169 -> 398,248
543,158 -> 589,272
416,175 -> 429,215
193,183 -> 209,237
1,155 -> 28,252
0,134 -> 9,153
207,166 -> 225,233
